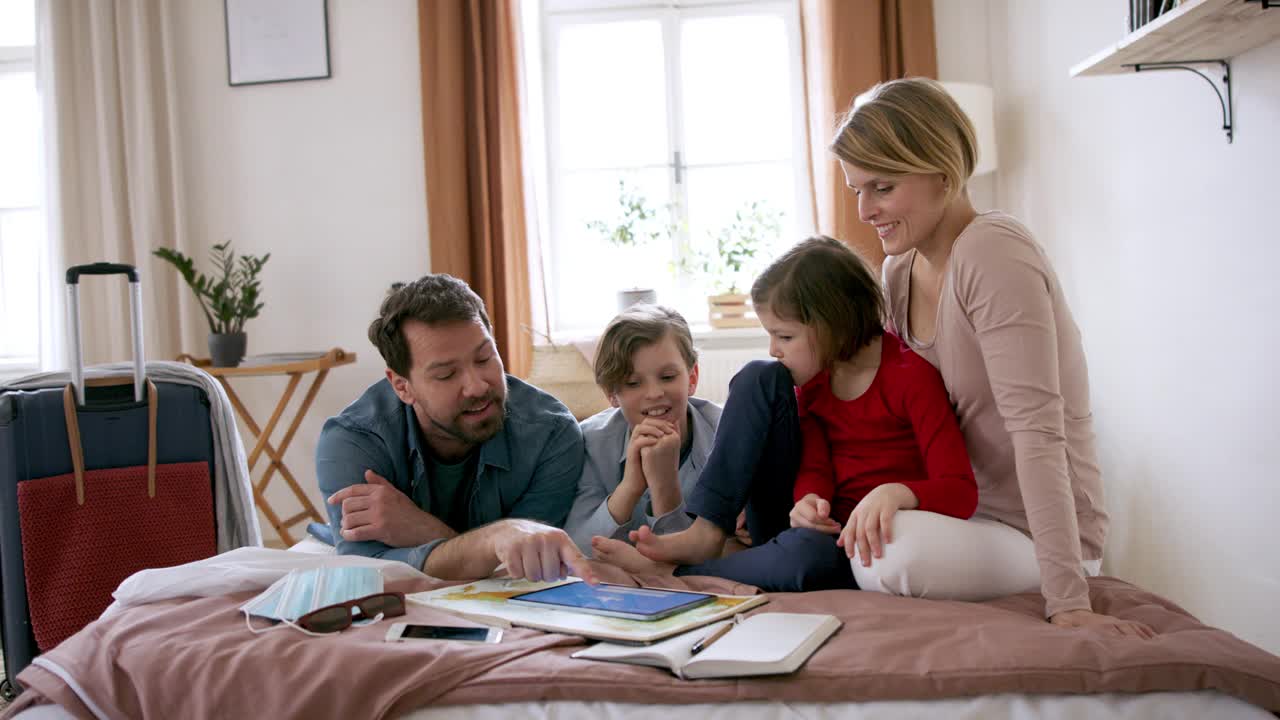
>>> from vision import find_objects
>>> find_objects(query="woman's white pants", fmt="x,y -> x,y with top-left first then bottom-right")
850,510 -> 1100,601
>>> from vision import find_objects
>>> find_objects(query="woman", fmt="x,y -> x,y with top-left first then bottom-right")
829,77 -> 1153,638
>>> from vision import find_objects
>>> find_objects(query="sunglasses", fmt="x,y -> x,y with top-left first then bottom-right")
296,591 -> 406,634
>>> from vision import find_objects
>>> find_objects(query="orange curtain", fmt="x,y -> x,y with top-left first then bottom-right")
799,0 -> 937,267
419,0 -> 534,378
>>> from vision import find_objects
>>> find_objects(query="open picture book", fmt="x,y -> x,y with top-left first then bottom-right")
572,612 -> 842,679
407,577 -> 768,644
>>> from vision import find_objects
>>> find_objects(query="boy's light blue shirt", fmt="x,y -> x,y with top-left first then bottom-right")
316,375 -> 584,570
565,397 -> 721,553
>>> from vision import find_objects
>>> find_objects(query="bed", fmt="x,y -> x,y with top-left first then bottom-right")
2,548 -> 1278,720
7,692 -> 1275,720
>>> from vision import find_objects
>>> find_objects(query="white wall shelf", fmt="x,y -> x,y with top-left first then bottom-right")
1070,0 -> 1280,143
1071,0 -> 1280,77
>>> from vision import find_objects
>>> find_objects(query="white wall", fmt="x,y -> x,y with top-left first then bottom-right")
937,0 -> 1279,654
932,0 -> 997,210
168,0 -> 429,541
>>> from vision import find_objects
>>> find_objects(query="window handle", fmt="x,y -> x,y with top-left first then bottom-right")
673,150 -> 683,185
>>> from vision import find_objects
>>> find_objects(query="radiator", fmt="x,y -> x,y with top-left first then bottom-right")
694,341 -> 771,406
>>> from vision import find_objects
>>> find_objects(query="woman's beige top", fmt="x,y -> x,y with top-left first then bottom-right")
882,211 -> 1107,618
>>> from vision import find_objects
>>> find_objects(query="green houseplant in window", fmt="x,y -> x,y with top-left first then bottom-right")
152,241 -> 270,367
586,178 -> 673,311
678,200 -> 782,328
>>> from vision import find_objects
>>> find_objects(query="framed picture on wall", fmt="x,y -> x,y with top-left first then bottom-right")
224,0 -> 331,86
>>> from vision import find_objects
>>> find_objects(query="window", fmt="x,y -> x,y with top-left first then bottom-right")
0,0 -> 45,376
533,0 -> 811,338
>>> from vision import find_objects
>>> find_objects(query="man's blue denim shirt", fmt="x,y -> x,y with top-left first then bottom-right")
316,375 -> 584,570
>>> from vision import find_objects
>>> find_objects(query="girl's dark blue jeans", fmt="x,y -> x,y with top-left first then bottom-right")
675,360 -> 856,592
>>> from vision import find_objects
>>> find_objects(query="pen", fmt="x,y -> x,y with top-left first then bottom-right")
690,622 -> 733,655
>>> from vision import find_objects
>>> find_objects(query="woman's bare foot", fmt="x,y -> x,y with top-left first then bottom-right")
591,537 -> 676,576
629,518 -> 726,565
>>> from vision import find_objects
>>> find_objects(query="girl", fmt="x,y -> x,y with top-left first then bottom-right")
831,77 -> 1153,637
593,237 -> 977,592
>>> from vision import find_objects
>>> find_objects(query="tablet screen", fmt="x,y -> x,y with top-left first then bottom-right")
508,582 -> 714,620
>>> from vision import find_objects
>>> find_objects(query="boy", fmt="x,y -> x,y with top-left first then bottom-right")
565,305 -> 722,554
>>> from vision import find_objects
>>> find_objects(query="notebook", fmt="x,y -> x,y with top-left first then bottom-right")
570,612 -> 841,679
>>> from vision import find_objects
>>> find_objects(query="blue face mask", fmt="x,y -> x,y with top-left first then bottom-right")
240,566 -> 384,635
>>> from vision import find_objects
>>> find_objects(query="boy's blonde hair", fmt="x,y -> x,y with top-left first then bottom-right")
751,236 -> 883,368
829,77 -> 977,203
594,304 -> 698,395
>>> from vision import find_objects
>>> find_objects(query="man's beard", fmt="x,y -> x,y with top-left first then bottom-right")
428,387 -> 507,446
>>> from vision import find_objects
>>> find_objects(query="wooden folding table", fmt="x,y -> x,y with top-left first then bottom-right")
178,348 -> 357,545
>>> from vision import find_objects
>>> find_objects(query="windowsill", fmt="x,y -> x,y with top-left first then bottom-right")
691,324 -> 768,350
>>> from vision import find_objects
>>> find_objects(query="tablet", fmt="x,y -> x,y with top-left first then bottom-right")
507,582 -> 715,621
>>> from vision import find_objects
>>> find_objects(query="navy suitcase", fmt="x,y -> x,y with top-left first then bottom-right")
0,263 -> 217,698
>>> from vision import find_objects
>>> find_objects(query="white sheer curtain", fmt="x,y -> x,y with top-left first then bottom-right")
36,0 -> 192,367
517,0 -> 554,346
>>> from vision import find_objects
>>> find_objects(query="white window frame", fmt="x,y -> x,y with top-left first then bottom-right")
538,0 -> 812,340
0,37 -> 43,379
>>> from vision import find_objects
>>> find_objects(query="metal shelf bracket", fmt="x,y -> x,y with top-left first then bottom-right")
1125,59 -> 1233,143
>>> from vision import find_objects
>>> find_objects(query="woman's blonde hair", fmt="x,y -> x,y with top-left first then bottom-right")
829,77 -> 977,202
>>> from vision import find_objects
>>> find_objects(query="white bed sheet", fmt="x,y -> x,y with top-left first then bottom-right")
401,693 -> 1272,720
12,691 -> 1273,720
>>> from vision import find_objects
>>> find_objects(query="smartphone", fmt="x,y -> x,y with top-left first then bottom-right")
384,623 -> 503,644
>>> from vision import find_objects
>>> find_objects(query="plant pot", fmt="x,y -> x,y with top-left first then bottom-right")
616,288 -> 656,312
707,293 -> 760,329
209,332 -> 247,368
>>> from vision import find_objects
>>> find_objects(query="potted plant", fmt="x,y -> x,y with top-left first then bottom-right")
678,200 -> 783,328
586,179 -> 672,311
152,241 -> 270,367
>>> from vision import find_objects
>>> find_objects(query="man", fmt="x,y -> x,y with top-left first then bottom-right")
317,274 -> 593,583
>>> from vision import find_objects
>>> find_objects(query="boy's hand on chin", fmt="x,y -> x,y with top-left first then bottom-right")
639,420 -> 682,515
639,426 -> 680,479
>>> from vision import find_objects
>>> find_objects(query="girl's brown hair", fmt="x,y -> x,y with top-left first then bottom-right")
751,236 -> 883,367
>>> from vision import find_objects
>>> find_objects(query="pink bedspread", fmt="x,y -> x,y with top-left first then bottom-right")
4,571 -> 1279,719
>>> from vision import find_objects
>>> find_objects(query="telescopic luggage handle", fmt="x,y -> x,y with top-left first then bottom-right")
66,262 -> 139,284
65,262 -> 146,405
